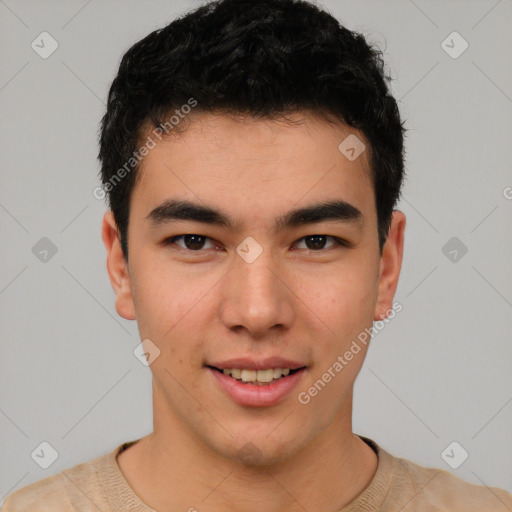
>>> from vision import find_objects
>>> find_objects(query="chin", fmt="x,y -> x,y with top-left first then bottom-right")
216,427 -> 305,468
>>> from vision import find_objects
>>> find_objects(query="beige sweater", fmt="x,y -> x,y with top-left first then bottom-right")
2,436 -> 512,511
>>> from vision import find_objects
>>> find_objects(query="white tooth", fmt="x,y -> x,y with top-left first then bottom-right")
226,368 -> 292,382
256,369 -> 274,383
241,369 -> 257,382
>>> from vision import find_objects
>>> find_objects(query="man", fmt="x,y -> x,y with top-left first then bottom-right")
3,0 -> 511,510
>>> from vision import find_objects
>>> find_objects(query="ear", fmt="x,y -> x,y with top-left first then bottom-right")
374,210 -> 406,320
101,210 -> 136,321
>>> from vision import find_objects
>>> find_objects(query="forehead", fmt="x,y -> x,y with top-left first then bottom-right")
131,111 -> 375,226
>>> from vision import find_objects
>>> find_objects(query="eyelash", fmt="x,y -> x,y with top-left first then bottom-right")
162,234 -> 350,252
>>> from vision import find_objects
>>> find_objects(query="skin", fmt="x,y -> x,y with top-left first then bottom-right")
102,111 -> 406,511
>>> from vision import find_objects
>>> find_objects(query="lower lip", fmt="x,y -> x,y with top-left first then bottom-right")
207,367 -> 306,407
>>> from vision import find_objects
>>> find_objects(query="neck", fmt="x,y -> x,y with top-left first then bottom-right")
117,388 -> 378,512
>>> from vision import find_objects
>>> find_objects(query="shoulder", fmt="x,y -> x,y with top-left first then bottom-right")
1,451 -> 109,512
393,452 -> 512,511
2,471 -> 73,512
359,436 -> 512,512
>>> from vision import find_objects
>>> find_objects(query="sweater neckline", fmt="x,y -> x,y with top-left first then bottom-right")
99,435 -> 395,511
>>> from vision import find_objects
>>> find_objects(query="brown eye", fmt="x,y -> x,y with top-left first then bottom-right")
164,234 -> 216,251
295,235 -> 346,251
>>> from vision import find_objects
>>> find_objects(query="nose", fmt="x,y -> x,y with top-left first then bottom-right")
218,247 -> 295,338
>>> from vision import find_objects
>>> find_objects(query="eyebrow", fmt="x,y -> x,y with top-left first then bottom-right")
146,198 -> 364,233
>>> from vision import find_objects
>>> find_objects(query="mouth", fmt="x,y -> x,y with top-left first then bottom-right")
205,363 -> 308,407
206,365 -> 306,386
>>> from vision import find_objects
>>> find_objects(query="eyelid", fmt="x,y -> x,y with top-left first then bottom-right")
163,234 -> 219,250
162,234 -> 351,251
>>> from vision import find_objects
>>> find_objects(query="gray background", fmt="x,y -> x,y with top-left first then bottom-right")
1,0 -> 511,504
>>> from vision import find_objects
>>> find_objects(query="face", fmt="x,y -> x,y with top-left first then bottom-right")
102,111 -> 405,465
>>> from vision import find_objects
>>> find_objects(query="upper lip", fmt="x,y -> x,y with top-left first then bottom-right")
206,357 -> 307,371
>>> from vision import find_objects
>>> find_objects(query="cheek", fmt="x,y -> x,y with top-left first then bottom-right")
298,267 -> 377,335
130,264 -> 191,340
131,263 -> 215,365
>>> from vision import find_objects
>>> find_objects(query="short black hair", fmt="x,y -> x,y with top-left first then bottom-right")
98,0 -> 406,262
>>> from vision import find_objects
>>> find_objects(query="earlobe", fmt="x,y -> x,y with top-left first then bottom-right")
374,210 -> 406,321
101,210 -> 136,321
